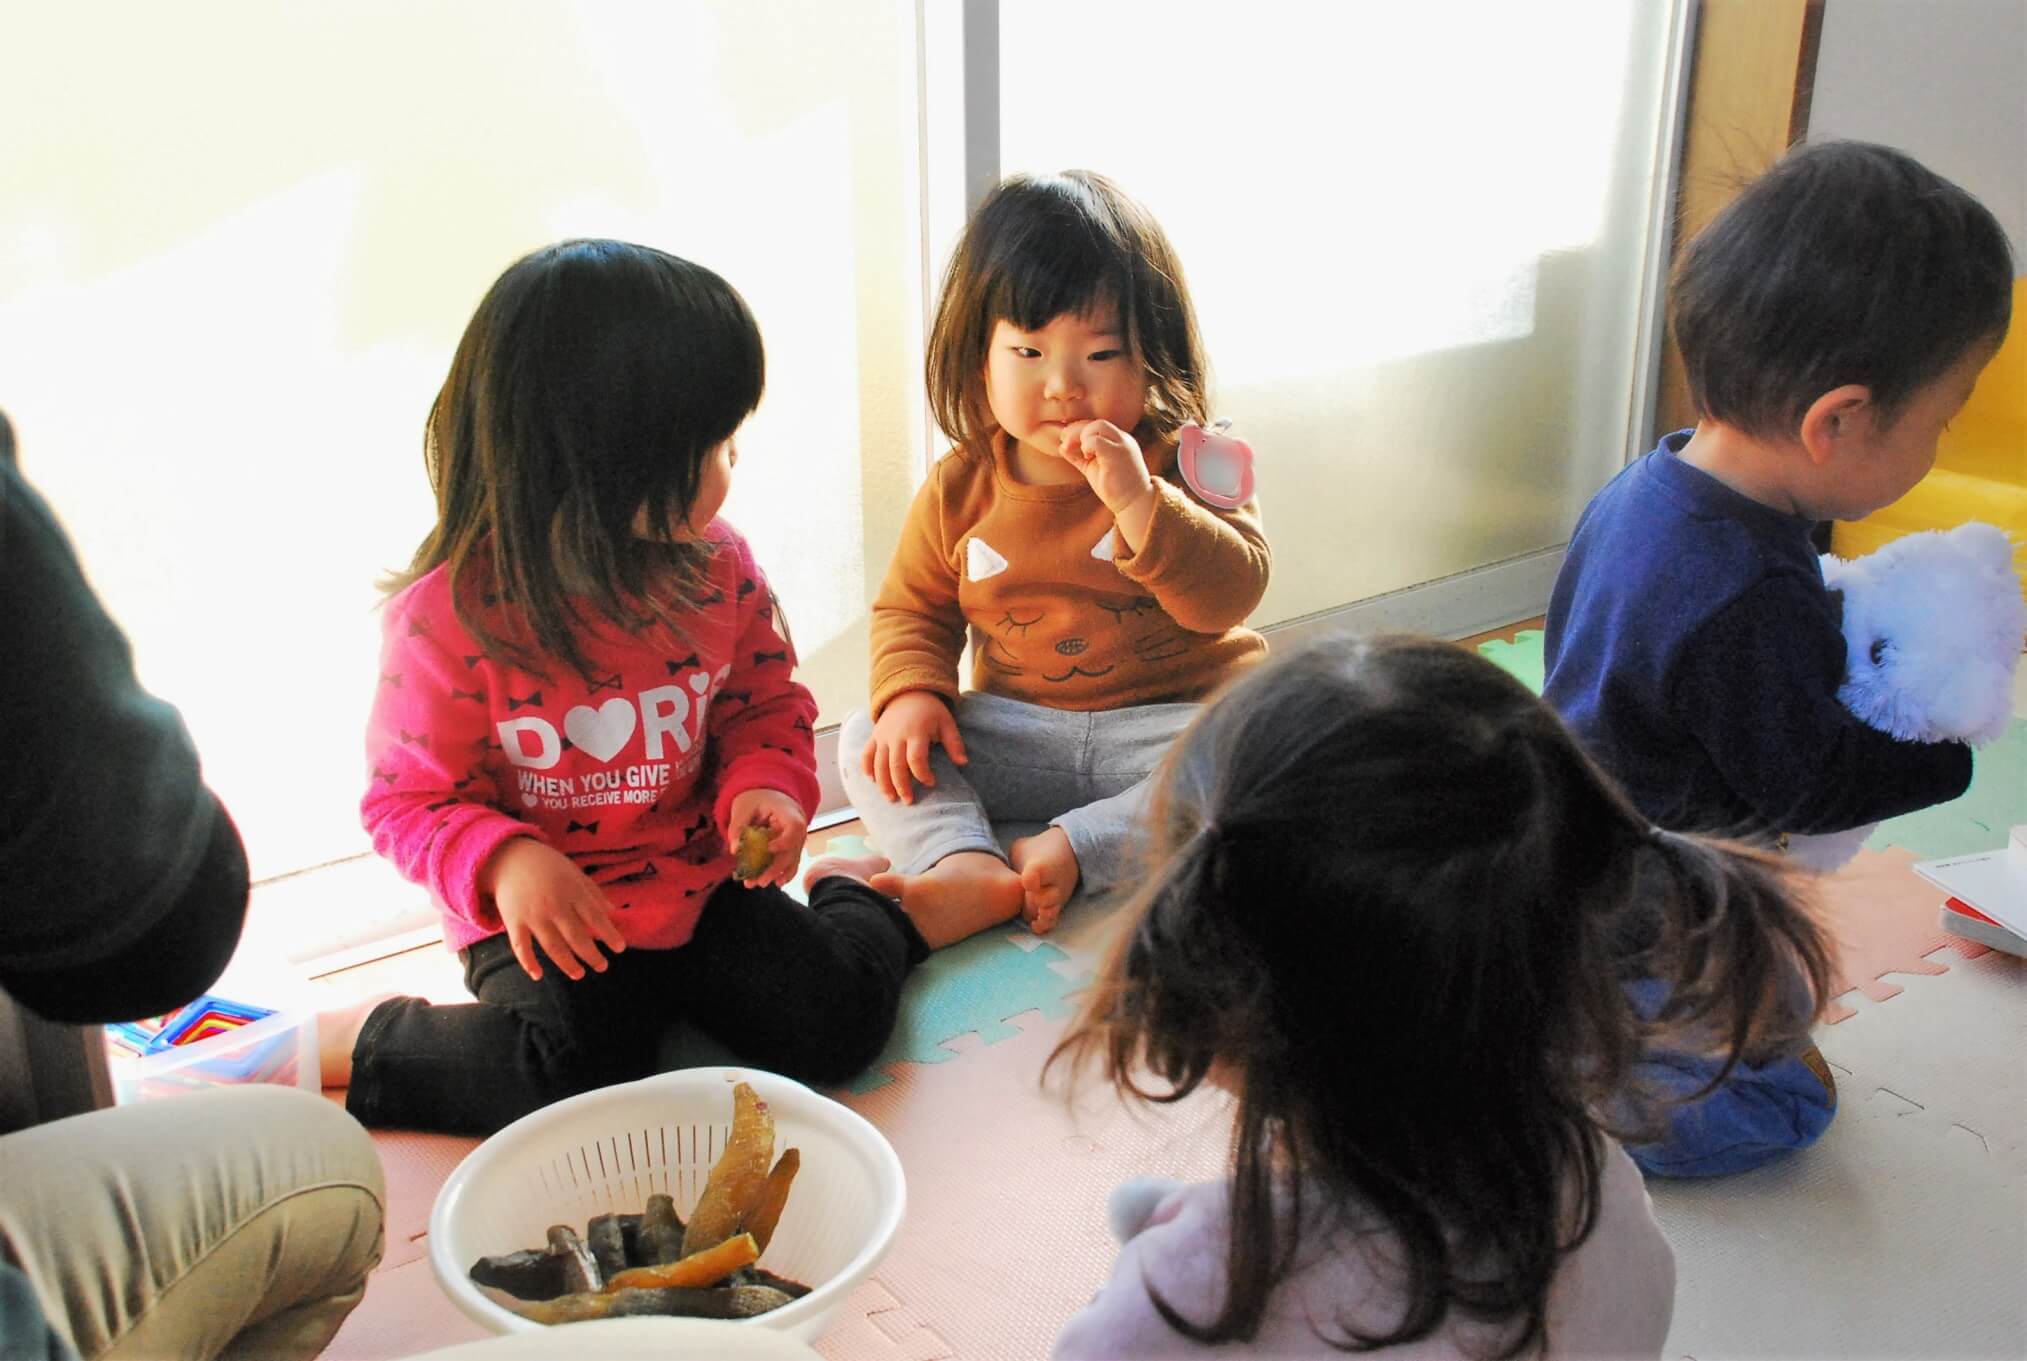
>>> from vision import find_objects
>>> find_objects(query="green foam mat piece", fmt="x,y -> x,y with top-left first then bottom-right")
815,834 -> 1089,1092
1478,629 -> 1546,694
845,931 -> 1086,1092
1869,717 -> 2027,861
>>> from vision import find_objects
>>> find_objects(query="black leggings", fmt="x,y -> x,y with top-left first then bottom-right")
345,876 -> 925,1135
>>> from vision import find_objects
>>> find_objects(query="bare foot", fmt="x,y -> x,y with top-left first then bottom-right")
803,851 -> 891,893
869,850 -> 1024,949
1010,827 -> 1080,934
316,991 -> 398,1089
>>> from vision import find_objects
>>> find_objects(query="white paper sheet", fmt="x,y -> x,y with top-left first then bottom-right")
1914,825 -> 2027,937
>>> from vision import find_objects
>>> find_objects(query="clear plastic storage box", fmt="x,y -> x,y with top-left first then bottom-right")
106,1008 -> 319,1104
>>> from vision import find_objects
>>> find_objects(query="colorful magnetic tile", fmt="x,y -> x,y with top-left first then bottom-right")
158,995 -> 273,1049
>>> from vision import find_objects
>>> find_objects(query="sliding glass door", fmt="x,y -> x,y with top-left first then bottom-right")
999,0 -> 1686,628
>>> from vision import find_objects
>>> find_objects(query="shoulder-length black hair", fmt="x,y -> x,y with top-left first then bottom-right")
926,169 -> 1208,456
1673,139 -> 2013,438
1052,632 -> 1831,1356
387,239 -> 764,679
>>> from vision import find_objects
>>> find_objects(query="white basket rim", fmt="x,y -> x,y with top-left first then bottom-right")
427,1067 -> 905,1336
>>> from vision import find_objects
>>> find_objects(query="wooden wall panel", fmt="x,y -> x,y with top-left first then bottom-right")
1655,0 -> 1824,439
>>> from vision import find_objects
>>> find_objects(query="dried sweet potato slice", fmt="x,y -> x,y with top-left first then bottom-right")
682,1082 -> 774,1255
740,1148 -> 800,1253
545,1224 -> 601,1293
518,1282 -> 791,1324
732,824 -> 776,881
468,1247 -> 566,1301
603,1232 -> 759,1292
638,1193 -> 685,1264
584,1213 -> 628,1279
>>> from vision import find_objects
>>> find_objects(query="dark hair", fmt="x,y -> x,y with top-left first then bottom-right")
1672,139 -> 2013,439
387,239 -> 764,679
1051,633 -> 1832,1356
926,170 -> 1208,456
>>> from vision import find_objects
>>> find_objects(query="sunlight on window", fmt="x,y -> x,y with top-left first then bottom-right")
2,0 -> 1673,893
1001,1 -> 1637,381
0,1 -> 921,881
1001,0 -> 1670,621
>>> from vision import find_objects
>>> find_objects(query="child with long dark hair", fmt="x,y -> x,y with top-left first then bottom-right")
322,240 -> 925,1134
1052,633 -> 1835,1358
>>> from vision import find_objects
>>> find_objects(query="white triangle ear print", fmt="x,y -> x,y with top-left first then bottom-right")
1090,526 -> 1117,561
966,536 -> 1010,581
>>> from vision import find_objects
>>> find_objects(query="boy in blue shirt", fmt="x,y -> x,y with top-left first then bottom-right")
1545,140 -> 2012,1176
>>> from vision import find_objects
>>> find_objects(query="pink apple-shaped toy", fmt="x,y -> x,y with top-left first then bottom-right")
1176,420 -> 1255,510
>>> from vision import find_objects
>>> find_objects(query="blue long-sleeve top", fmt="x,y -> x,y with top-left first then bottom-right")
1543,432 -> 1971,839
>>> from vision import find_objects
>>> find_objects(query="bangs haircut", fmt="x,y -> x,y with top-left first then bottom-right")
1672,140 -> 2013,439
927,169 -> 1208,456
388,239 -> 764,679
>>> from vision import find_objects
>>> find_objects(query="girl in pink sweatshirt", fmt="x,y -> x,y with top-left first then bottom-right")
325,240 -> 924,1135
1050,633 -> 1836,1358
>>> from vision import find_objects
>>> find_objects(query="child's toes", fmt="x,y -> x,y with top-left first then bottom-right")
1019,865 -> 1066,933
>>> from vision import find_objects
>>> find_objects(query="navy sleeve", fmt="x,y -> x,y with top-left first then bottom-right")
1668,577 -> 1974,834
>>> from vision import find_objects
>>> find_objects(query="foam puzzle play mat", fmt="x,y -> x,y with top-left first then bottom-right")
323,630 -> 2026,1360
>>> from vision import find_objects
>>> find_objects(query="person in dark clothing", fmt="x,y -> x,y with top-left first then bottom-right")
0,412 -> 386,1361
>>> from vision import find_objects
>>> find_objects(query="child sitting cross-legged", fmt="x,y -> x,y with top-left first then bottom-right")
840,169 -> 1271,949
322,241 -> 927,1135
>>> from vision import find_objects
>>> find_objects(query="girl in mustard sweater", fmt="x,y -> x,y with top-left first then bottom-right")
840,170 -> 1271,948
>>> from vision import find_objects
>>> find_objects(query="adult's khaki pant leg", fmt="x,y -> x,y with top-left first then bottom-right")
0,1085 -> 385,1361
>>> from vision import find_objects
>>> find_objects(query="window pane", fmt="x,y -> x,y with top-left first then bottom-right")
0,1 -> 922,879
999,0 -> 1677,624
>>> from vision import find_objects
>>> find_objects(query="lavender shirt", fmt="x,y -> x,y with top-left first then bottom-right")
1055,1138 -> 1674,1359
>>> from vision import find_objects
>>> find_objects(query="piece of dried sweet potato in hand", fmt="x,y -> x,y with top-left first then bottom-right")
682,1082 -> 774,1255
732,824 -> 775,881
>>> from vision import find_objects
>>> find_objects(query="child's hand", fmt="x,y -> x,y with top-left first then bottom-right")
1059,419 -> 1156,519
479,837 -> 627,982
722,788 -> 808,890
861,690 -> 967,805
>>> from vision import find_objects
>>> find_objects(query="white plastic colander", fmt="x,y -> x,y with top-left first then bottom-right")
428,1067 -> 905,1343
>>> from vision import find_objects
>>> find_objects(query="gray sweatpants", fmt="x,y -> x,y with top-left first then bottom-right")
838,692 -> 1197,900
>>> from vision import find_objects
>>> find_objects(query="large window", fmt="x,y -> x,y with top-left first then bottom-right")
3,1 -> 1684,914
1,1 -> 926,880
1002,0 -> 1683,626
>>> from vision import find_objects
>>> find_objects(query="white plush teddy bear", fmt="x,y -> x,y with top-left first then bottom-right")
1787,521 -> 2026,873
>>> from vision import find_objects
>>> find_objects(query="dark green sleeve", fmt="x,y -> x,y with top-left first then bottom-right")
0,465 -> 247,1022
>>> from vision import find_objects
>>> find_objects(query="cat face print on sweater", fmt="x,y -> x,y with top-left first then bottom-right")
978,591 -> 1186,685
